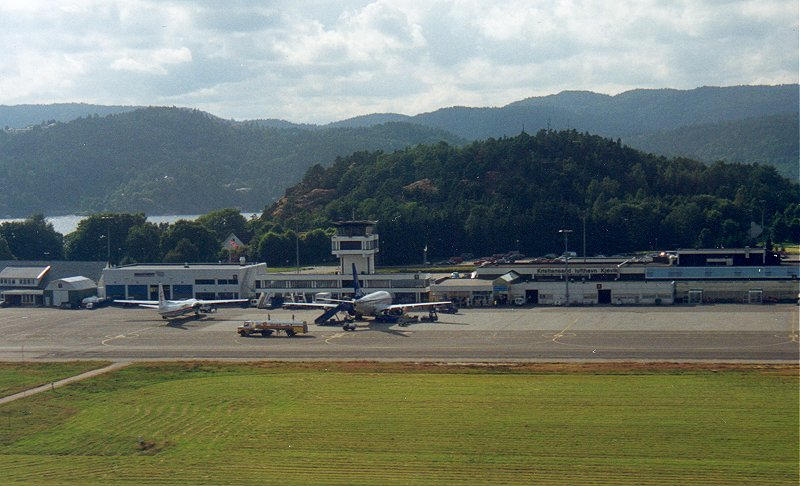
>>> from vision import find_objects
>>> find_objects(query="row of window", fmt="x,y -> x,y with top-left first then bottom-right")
255,279 -> 429,289
194,277 -> 238,286
107,284 -> 238,301
0,278 -> 36,285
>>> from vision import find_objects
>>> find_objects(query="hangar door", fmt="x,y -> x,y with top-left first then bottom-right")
597,289 -> 611,304
525,289 -> 539,304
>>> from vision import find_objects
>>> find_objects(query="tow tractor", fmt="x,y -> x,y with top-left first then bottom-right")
237,320 -> 308,337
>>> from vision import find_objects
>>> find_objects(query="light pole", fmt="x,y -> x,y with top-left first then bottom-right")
99,216 -> 112,268
559,229 -> 573,306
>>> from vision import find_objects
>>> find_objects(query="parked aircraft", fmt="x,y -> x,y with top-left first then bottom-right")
284,264 -> 451,329
114,285 -> 249,320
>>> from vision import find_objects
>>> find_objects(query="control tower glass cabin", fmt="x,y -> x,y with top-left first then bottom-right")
331,220 -> 379,275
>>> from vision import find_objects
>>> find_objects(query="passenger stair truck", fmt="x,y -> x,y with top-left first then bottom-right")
237,320 -> 308,337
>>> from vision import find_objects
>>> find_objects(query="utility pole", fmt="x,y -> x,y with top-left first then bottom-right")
582,216 -> 587,264
559,229 -> 573,306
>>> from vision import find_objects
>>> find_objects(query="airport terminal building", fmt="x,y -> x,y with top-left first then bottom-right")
97,221 -> 799,307
432,248 -> 799,306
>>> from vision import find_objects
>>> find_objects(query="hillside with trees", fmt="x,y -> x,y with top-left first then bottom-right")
1,128 -> 797,266
623,113 -> 799,179
0,107 -> 463,217
261,130 -> 799,264
0,103 -> 135,129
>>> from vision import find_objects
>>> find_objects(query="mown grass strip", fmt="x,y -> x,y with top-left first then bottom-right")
0,361 -> 110,397
0,362 -> 795,485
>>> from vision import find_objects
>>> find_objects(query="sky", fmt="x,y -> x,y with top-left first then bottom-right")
1,0 -> 797,123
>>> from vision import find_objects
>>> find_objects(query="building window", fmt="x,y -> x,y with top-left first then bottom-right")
127,285 -> 148,300
106,285 -> 126,299
195,279 -> 215,285
173,285 -> 193,299
340,241 -> 362,250
195,292 -> 215,300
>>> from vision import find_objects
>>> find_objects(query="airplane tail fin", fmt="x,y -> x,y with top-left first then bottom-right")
158,284 -> 166,304
352,263 -> 364,299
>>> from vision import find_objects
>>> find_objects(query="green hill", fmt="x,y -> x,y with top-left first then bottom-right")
624,114 -> 799,179
0,107 -> 463,216
265,130 -> 799,262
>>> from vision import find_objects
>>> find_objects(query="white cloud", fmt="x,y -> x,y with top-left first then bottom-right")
0,0 -> 796,122
111,47 -> 193,74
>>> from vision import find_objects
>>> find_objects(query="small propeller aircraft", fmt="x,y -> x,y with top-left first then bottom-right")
114,285 -> 249,320
284,263 -> 451,329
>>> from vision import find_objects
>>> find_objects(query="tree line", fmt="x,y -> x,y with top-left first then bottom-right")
0,209 -> 336,268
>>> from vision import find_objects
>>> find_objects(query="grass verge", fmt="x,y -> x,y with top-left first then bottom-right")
0,361 -> 111,397
0,361 -> 796,485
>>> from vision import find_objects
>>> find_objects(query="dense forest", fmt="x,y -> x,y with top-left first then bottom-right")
262,130 -> 799,264
0,108 -> 462,216
625,113 -> 798,179
1,130 -> 797,266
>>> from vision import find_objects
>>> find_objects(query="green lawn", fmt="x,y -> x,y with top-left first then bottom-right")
0,362 -> 110,397
0,362 -> 796,485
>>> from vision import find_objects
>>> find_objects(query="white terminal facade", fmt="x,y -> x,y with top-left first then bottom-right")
99,221 -> 799,306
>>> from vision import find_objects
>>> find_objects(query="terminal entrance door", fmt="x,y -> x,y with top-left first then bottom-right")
526,289 -> 539,305
598,289 -> 611,304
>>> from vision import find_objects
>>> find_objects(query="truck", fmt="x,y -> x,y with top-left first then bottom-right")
237,320 -> 309,337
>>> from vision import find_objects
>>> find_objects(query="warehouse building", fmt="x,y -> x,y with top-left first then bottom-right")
0,260 -> 105,307
100,263 -> 266,301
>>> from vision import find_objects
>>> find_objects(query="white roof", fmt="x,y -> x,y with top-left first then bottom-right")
45,276 -> 97,291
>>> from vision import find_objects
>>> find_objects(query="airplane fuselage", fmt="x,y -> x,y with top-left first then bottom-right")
352,291 -> 393,316
158,299 -> 204,319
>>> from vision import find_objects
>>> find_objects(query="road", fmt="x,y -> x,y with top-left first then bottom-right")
0,304 -> 796,362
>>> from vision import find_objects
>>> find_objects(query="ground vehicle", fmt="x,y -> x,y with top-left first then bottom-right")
513,297 -> 525,306
237,320 -> 309,337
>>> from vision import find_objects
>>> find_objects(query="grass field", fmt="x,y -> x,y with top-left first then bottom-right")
0,362 -> 796,485
0,361 -> 109,397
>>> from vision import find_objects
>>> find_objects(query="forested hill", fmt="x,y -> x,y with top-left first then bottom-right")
624,113 -> 799,179
265,130 -> 799,263
0,103 -> 136,129
331,84 -> 799,178
0,107 -> 463,217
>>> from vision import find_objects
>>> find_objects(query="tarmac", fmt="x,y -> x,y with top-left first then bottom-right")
0,304 -> 796,362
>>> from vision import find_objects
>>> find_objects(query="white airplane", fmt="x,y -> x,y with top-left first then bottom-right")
284,264 -> 451,329
114,285 -> 249,320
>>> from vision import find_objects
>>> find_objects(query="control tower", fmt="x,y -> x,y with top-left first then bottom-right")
331,220 -> 379,274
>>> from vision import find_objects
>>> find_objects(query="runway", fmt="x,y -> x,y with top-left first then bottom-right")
0,304 -> 796,362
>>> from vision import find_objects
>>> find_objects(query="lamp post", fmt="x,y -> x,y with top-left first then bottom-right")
559,229 -> 573,306
99,216 -> 112,268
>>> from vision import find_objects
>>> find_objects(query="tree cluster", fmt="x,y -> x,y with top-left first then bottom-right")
262,130 -> 799,264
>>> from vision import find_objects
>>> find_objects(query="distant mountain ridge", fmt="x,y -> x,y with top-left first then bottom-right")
0,107 -> 463,217
0,84 -> 796,216
625,113 -> 799,179
0,103 -> 137,129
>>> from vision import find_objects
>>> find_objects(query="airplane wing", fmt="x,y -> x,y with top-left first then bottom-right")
385,301 -> 452,311
113,299 -> 159,305
283,302 -> 340,309
195,299 -> 250,305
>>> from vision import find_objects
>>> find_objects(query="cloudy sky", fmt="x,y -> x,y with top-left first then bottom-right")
1,0 -> 797,123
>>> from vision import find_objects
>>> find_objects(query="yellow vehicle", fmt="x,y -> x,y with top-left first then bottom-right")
237,320 -> 308,337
